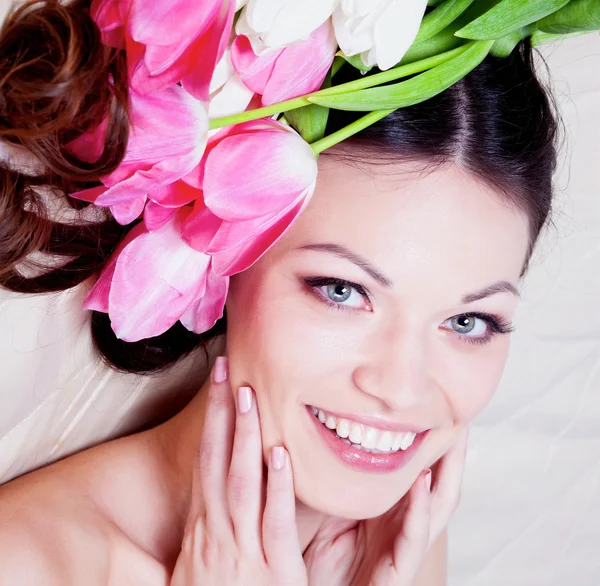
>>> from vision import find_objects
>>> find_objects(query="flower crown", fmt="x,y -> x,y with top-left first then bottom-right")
70,0 -> 599,342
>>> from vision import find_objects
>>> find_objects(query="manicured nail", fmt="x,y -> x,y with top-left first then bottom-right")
271,446 -> 285,471
425,469 -> 432,492
213,356 -> 228,383
237,386 -> 252,414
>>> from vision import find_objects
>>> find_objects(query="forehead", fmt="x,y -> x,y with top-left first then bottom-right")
271,156 -> 530,291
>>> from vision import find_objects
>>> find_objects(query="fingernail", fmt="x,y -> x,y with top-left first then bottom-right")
237,386 -> 252,414
425,469 -> 432,492
271,446 -> 285,471
213,356 -> 228,383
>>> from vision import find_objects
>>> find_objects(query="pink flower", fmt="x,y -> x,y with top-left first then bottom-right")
84,208 -> 229,342
182,119 -> 318,276
91,0 -> 234,100
70,85 -> 207,224
231,20 -> 337,106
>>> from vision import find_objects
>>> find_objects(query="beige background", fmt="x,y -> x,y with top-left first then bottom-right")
448,33 -> 600,586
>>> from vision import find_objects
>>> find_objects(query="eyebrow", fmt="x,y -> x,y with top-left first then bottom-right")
298,243 -> 393,288
296,243 -> 520,303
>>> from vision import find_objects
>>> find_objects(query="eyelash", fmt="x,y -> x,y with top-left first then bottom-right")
303,276 -> 515,346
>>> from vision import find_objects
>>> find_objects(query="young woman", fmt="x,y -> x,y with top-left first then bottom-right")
0,0 -> 563,584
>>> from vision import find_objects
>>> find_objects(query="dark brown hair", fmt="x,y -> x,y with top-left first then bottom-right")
0,0 -> 560,374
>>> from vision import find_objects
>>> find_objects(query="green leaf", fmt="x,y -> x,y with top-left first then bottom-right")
428,0 -> 447,7
337,52 -> 374,73
308,40 -> 494,111
490,23 -> 537,57
537,0 -> 600,34
455,0 -> 570,40
415,0 -> 476,44
530,29 -> 590,45
402,27 -> 468,64
285,74 -> 331,143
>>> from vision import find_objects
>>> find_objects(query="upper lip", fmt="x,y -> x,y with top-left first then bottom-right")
309,405 -> 431,434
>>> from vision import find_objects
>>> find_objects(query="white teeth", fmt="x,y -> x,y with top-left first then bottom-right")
348,423 -> 363,444
391,434 -> 404,451
401,432 -> 416,450
336,419 -> 350,438
362,427 -> 378,449
376,431 -> 393,452
310,406 -> 422,454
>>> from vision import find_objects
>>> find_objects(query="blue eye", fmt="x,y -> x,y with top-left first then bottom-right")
442,312 -> 515,345
304,277 -> 372,311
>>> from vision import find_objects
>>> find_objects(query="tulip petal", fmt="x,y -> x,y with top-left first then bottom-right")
208,72 -> 255,119
144,201 -> 178,231
110,196 -> 146,225
91,0 -> 128,48
109,209 -> 211,341
260,21 -> 337,105
260,0 -> 339,47
210,194 -> 310,276
180,266 -> 230,333
181,198 -> 223,252
203,121 -> 317,221
231,35 -> 280,95
148,181 -> 201,207
181,0 -> 235,101
70,185 -> 109,204
128,0 -> 221,47
83,221 -> 147,313
373,0 -> 428,70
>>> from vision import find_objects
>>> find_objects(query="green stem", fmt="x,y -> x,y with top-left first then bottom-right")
310,109 -> 394,155
208,44 -> 469,130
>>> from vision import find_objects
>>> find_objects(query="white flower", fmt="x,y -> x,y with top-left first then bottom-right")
333,0 -> 428,70
236,0 -> 339,54
208,40 -> 254,119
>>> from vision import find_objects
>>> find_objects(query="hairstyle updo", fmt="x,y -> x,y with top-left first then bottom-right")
0,0 -> 560,374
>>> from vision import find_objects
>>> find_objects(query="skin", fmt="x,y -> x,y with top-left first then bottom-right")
0,155 -> 530,584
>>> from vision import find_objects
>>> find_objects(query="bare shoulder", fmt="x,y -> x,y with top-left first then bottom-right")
0,492 -> 111,586
0,436 -> 170,586
413,528 -> 448,586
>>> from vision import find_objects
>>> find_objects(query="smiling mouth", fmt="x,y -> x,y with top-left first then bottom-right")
306,405 -> 430,473
310,406 -> 417,454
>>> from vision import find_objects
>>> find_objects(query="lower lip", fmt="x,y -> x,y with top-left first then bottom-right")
306,406 -> 429,473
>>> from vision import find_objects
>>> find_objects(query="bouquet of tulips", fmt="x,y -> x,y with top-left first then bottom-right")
70,0 -> 600,342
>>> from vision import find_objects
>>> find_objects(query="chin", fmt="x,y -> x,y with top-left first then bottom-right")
292,467 -> 414,520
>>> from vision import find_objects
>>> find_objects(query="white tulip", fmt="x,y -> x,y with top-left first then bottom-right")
208,39 -> 254,119
236,0 -> 340,54
333,0 -> 428,70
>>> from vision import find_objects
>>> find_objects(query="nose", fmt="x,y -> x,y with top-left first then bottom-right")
352,321 -> 433,412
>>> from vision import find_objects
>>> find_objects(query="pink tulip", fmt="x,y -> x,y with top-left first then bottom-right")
91,0 -> 234,100
84,208 -> 229,342
231,20 -> 337,106
70,85 -> 207,225
182,119 -> 318,276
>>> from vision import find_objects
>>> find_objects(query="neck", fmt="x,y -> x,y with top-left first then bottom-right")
153,371 -> 327,554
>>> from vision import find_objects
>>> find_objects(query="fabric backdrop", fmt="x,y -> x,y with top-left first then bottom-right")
448,33 -> 600,586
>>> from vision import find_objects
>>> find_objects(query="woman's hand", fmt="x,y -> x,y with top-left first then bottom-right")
304,427 -> 469,586
169,356 -> 308,586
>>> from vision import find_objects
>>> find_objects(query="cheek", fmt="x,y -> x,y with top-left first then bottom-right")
441,336 -> 511,422
226,272 -> 365,397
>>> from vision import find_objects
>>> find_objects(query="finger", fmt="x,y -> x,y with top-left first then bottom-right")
428,425 -> 469,542
227,386 -> 263,551
262,447 -> 305,577
197,356 -> 236,532
380,470 -> 432,585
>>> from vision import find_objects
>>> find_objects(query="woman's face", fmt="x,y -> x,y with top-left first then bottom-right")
225,155 -> 530,519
